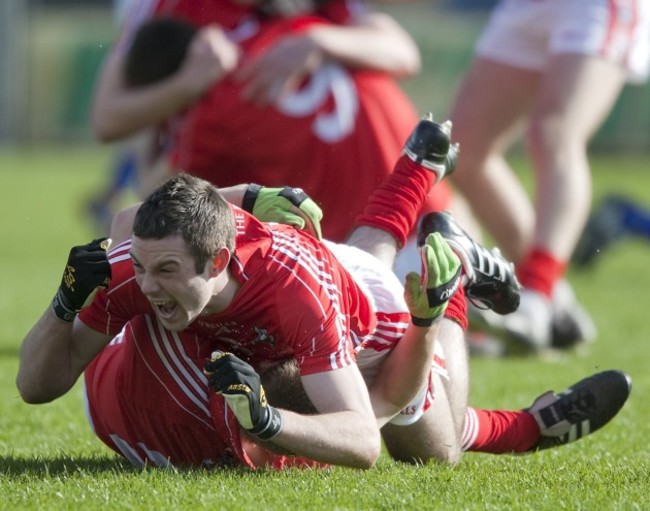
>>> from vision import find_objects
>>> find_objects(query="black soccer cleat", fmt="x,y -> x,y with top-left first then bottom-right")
402,113 -> 459,182
528,370 -> 632,451
417,211 -> 521,315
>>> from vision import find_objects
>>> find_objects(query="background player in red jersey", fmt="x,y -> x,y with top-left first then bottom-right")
17,117 -> 629,469
90,0 -> 456,248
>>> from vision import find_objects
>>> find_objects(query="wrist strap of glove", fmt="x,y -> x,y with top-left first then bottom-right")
52,289 -> 77,322
248,405 -> 283,441
410,314 -> 443,327
242,184 -> 263,213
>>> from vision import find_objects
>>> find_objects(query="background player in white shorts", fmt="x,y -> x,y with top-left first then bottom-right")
446,0 -> 650,352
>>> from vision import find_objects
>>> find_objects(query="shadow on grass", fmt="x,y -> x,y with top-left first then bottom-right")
0,454 -> 135,477
0,454 -> 261,478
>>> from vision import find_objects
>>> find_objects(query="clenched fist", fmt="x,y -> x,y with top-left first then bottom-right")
204,352 -> 283,441
52,238 -> 112,322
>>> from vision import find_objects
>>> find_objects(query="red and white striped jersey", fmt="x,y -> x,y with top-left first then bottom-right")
80,206 -> 383,467
79,206 -> 374,375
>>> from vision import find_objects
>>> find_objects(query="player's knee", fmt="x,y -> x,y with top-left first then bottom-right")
526,115 -> 583,162
431,444 -> 462,466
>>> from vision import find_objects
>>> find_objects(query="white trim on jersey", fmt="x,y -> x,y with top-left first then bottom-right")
110,434 -> 145,467
108,239 -> 132,264
269,230 -> 353,371
149,317 -> 210,400
128,316 -> 215,431
138,442 -> 173,468
364,319 -> 409,351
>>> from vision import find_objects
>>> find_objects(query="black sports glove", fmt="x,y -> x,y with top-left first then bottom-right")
52,238 -> 112,322
242,184 -> 322,239
204,352 -> 283,441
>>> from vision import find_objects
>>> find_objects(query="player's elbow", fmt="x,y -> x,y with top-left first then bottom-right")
92,113 -> 125,143
16,380 -> 53,404
91,98 -> 140,142
16,372 -> 66,404
377,41 -> 421,79
396,48 -> 421,78
353,428 -> 382,469
361,443 -> 382,470
366,12 -> 421,78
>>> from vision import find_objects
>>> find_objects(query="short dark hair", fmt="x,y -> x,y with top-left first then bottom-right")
124,17 -> 198,88
133,174 -> 236,273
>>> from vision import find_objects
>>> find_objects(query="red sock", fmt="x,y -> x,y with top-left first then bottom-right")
516,247 -> 567,298
462,407 -> 540,454
444,282 -> 468,330
354,155 -> 437,248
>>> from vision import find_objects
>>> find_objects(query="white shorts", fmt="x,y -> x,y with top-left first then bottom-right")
476,0 -> 650,83
325,241 -> 449,426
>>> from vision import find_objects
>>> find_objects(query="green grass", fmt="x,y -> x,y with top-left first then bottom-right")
1,146 -> 650,510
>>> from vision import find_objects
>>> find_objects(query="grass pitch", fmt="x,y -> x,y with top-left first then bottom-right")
1,146 -> 649,510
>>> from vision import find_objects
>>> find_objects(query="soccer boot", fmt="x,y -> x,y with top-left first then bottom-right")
402,113 -> 460,182
527,370 -> 632,451
468,284 -> 594,356
550,280 -> 597,350
497,289 -> 553,353
417,210 -> 521,314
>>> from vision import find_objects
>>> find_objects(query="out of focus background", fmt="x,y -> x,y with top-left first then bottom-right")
2,0 -> 650,149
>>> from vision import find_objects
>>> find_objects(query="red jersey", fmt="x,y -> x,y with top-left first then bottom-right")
120,0 -> 452,242
80,206 -> 374,373
80,206 -> 379,467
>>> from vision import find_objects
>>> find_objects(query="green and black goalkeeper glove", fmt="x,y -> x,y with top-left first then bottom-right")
204,352 -> 283,441
242,184 -> 323,239
52,238 -> 112,322
404,232 -> 461,326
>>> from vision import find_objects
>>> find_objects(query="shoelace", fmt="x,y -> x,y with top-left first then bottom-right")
557,390 -> 597,423
471,246 -> 510,283
464,244 -> 514,310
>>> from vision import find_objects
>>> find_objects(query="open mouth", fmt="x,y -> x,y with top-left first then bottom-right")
151,300 -> 177,319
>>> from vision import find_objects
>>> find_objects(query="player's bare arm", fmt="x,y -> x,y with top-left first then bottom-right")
110,183 -> 322,245
17,240 -> 114,403
206,353 -> 382,469
276,366 -> 382,468
93,25 -> 239,142
17,316 -> 112,404
369,232 -> 461,425
307,12 -> 420,77
236,12 -> 420,104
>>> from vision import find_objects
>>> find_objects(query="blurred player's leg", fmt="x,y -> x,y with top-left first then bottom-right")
509,54 -> 626,351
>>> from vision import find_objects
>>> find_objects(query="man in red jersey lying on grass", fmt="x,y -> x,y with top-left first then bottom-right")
17,116 -> 630,469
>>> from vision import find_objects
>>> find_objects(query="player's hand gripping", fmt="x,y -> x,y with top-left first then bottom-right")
51,238 -> 112,322
242,184 -> 322,239
204,352 -> 283,441
404,232 -> 461,326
